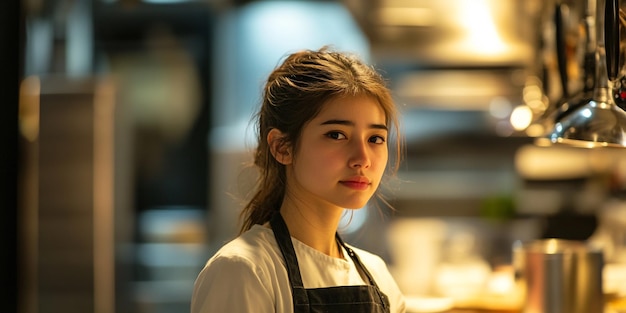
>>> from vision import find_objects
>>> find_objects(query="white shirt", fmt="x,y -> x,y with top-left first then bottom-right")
191,225 -> 406,313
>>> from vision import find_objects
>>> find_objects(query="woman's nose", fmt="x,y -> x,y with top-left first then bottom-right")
348,140 -> 370,169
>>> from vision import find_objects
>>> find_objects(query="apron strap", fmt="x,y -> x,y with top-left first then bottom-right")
336,234 -> 389,311
269,213 -> 310,311
335,234 -> 377,286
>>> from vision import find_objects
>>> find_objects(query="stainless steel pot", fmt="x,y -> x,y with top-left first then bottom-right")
513,239 -> 604,313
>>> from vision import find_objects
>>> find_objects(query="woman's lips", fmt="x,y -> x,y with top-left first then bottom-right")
340,181 -> 370,190
340,177 -> 371,190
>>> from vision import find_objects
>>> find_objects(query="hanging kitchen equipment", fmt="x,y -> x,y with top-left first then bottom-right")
551,0 -> 597,123
611,9 -> 626,110
547,0 -> 626,148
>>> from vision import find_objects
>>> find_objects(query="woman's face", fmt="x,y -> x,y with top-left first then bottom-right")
286,95 -> 389,211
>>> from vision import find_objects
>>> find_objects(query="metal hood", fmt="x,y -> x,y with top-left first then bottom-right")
341,0 -> 552,122
342,0 -> 543,68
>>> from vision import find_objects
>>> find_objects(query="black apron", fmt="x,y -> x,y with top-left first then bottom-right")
270,213 -> 391,313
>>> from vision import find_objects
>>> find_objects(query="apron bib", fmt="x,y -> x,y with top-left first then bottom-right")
270,213 -> 391,313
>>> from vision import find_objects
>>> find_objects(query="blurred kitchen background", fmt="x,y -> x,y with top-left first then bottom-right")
2,0 -> 626,312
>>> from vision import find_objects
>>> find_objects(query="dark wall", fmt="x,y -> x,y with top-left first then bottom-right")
0,0 -> 22,311
93,3 -> 212,213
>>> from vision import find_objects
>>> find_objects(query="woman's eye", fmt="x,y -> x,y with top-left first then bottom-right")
326,131 -> 346,140
369,136 -> 386,144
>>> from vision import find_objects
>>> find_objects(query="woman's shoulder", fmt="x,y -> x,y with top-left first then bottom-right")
192,225 -> 288,313
209,224 -> 280,265
194,224 -> 285,292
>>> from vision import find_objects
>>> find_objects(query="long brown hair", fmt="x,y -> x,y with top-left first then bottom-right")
239,47 -> 403,233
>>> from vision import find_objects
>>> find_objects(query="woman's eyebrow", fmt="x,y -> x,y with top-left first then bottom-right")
320,119 -> 388,131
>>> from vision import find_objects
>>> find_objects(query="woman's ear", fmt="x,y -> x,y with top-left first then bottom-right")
267,128 -> 292,165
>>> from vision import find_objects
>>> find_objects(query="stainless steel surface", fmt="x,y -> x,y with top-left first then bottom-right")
513,239 -> 604,313
547,90 -> 626,148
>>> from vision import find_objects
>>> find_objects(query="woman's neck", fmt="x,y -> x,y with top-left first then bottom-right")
279,196 -> 345,258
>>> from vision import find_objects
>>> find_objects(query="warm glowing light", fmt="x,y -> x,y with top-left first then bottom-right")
486,270 -> 515,295
523,85 -> 544,103
510,105 -> 533,130
457,0 -> 507,54
546,239 -> 559,253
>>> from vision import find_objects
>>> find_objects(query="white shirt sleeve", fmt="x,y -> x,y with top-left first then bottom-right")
191,255 -> 275,313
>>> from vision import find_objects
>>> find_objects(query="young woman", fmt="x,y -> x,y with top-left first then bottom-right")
191,47 -> 406,313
